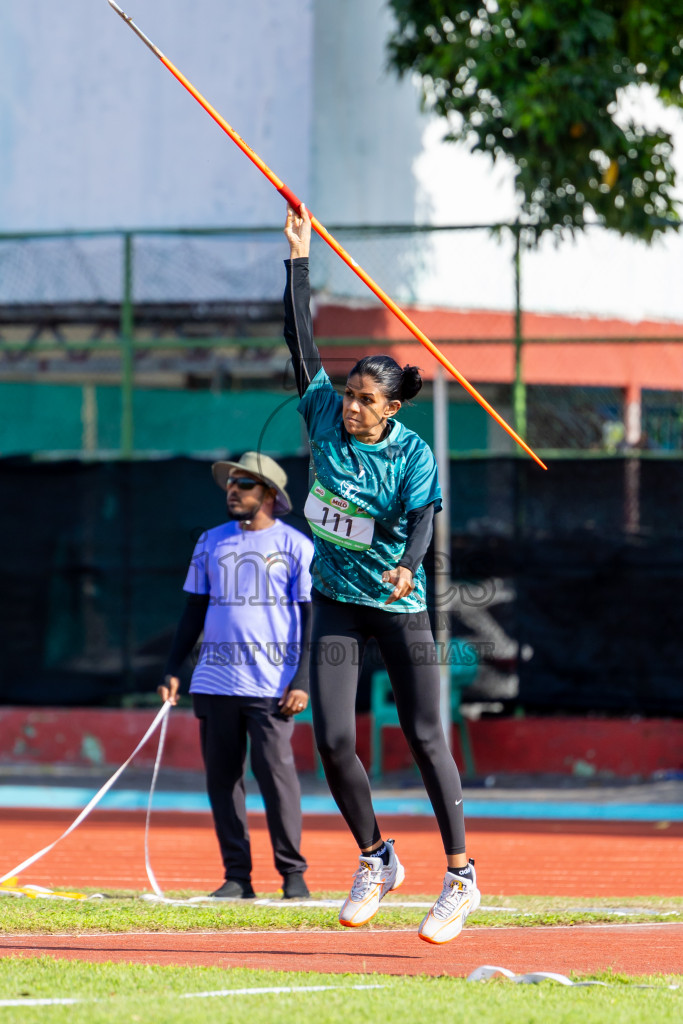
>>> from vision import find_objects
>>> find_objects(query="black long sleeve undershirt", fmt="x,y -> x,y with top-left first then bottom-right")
399,503 -> 436,575
283,257 -> 322,398
163,592 -> 209,678
285,600 -> 312,694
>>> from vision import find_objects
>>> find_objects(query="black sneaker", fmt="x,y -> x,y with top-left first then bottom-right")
281,873 -> 310,900
210,879 -> 256,900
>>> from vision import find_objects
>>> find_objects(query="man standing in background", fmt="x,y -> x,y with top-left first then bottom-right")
160,452 -> 313,900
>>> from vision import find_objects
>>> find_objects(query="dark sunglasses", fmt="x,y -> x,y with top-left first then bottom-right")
226,477 -> 262,490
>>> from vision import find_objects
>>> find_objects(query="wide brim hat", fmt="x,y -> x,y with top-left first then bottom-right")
211,451 -> 292,516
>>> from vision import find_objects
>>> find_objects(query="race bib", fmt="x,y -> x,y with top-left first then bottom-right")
304,480 -> 375,551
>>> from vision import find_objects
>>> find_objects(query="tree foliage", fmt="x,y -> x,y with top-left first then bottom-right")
387,0 -> 683,242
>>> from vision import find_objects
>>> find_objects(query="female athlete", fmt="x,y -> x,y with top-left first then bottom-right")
282,204 -> 480,944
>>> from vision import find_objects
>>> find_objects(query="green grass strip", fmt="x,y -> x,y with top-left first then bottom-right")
0,959 -> 680,1024
0,892 -> 680,934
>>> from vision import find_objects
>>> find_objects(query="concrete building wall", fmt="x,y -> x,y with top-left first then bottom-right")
0,1 -> 682,319
0,0 -> 313,232
311,0 -> 422,226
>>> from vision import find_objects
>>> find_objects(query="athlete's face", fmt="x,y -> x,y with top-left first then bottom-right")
226,470 -> 271,520
342,374 -> 400,444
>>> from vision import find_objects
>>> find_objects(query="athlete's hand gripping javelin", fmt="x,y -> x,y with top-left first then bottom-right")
284,203 -> 312,259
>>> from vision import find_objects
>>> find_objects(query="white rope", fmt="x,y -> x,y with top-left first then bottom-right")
0,702 -> 172,885
143,707 -> 169,898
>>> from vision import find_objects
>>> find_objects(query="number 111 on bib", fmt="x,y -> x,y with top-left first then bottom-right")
304,481 -> 375,552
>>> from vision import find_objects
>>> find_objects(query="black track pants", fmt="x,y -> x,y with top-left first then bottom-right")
310,593 -> 466,855
193,694 -> 307,880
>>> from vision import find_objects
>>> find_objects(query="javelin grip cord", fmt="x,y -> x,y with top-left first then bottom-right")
277,185 -> 305,210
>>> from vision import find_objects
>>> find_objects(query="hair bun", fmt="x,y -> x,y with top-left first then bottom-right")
400,364 -> 423,401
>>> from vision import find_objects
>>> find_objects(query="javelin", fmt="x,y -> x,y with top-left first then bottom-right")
106,1 -> 546,470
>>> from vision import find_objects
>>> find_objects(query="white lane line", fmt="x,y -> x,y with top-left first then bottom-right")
0,998 -> 80,1006
179,984 -> 386,999
3,920 -> 681,941
0,984 -> 386,1007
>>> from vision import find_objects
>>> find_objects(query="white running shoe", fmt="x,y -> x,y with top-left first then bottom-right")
418,860 -> 481,944
339,839 -> 405,928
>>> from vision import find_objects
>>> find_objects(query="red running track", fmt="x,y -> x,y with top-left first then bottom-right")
1,926 -> 681,978
1,810 -> 682,897
2,811 -> 682,979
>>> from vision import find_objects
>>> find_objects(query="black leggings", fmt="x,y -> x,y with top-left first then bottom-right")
310,593 -> 466,855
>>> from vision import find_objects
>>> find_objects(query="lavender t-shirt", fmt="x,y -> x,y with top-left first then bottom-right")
183,519 -> 313,697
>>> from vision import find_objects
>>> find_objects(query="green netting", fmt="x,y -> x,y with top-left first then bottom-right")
1,455 -> 682,716
0,382 -> 488,456
526,385 -> 623,451
642,389 -> 683,450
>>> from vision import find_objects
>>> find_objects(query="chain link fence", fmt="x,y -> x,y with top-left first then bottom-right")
1,223 -> 683,455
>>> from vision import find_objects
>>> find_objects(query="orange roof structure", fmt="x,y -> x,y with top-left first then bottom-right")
315,303 -> 683,392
